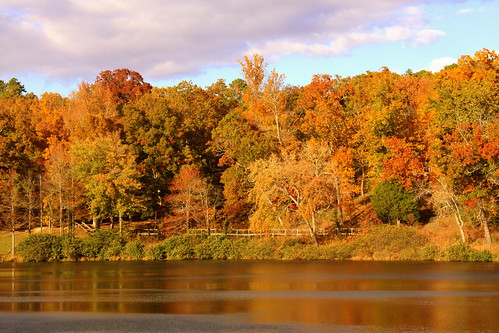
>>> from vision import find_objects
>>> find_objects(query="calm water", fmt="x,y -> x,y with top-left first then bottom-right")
1,260 -> 499,332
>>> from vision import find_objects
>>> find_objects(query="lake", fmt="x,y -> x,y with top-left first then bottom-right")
1,260 -> 498,332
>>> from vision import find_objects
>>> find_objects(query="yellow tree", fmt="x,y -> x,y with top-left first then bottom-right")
249,139 -> 356,243
239,54 -> 290,146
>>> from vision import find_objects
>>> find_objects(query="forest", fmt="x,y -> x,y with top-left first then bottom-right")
0,49 -> 498,256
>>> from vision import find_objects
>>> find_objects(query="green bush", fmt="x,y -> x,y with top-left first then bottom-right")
124,240 -> 145,260
193,236 -> 240,260
146,244 -> 166,260
444,243 -> 493,262
352,225 -> 425,260
81,230 -> 127,260
103,239 -> 126,260
321,242 -> 355,260
469,249 -> 494,262
238,239 -> 278,259
16,234 -> 62,262
162,236 -> 195,259
371,180 -> 420,224
61,235 -> 84,260
280,242 -> 308,260
419,244 -> 440,261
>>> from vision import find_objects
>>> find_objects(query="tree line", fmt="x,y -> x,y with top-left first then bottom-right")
0,49 -> 498,246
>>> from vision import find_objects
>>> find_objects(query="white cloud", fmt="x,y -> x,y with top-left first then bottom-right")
0,0 -> 445,84
427,57 -> 457,72
457,8 -> 474,14
457,7 -> 484,15
414,29 -> 446,45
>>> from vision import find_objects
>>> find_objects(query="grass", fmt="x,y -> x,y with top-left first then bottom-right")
0,230 -> 30,259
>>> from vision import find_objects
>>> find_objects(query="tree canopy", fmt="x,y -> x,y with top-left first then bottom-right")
0,49 -> 497,245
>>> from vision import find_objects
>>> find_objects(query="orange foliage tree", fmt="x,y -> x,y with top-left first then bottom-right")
165,165 -> 213,234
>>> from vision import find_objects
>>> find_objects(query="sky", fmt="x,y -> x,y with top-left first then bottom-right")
1,0 -> 498,97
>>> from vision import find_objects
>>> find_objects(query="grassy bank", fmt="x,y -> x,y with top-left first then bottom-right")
9,225 -> 496,263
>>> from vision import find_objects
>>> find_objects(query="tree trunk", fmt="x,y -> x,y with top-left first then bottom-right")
449,196 -> 466,243
483,219 -> 492,247
334,177 -> 343,227
11,228 -> 15,257
306,213 -> 319,245
59,190 -> 63,236
93,216 -> 100,229
39,174 -> 43,233
308,227 -> 319,245
360,168 -> 366,197
119,210 -> 123,235
274,111 -> 282,146
10,173 -> 16,256
479,208 -> 492,247
10,200 -> 15,256
453,210 -> 466,243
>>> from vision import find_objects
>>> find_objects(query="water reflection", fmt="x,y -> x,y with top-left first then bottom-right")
1,260 -> 499,331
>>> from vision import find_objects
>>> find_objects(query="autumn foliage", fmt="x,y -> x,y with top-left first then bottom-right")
0,49 -> 498,246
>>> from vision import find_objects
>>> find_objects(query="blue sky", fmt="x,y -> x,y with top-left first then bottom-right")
1,0 -> 497,97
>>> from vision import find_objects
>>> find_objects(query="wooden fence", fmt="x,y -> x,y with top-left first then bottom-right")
191,228 -> 361,237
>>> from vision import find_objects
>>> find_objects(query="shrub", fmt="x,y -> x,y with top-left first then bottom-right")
371,180 -> 420,224
146,244 -> 166,260
124,240 -> 145,260
469,249 -> 494,262
321,242 -> 355,260
193,236 -> 240,260
444,243 -> 493,262
16,234 -> 62,262
280,242 -> 308,260
103,239 -> 126,260
419,244 -> 440,261
352,225 -> 425,260
81,230 -> 127,260
162,236 -> 194,259
61,235 -> 84,260
238,239 -> 278,259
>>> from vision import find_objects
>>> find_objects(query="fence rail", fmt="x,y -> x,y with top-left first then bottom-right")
75,221 -> 95,233
191,228 -> 361,237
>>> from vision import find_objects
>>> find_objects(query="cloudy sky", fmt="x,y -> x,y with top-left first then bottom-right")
1,0 -> 497,96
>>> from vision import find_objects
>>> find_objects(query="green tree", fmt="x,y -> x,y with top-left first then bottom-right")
71,133 -> 142,232
0,78 -> 26,99
371,180 -> 420,225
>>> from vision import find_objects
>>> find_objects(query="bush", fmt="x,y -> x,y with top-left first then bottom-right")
321,242 -> 355,260
419,244 -> 440,261
16,234 -> 62,262
124,240 -> 145,260
469,249 -> 494,262
61,235 -> 84,260
371,180 -> 420,224
81,230 -> 127,260
194,236 -> 240,260
162,236 -> 195,259
146,244 -> 166,260
444,243 -> 493,262
352,225 -> 425,260
238,239 -> 278,259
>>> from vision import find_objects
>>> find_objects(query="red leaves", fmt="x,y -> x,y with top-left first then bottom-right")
382,137 -> 425,190
95,69 -> 152,104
